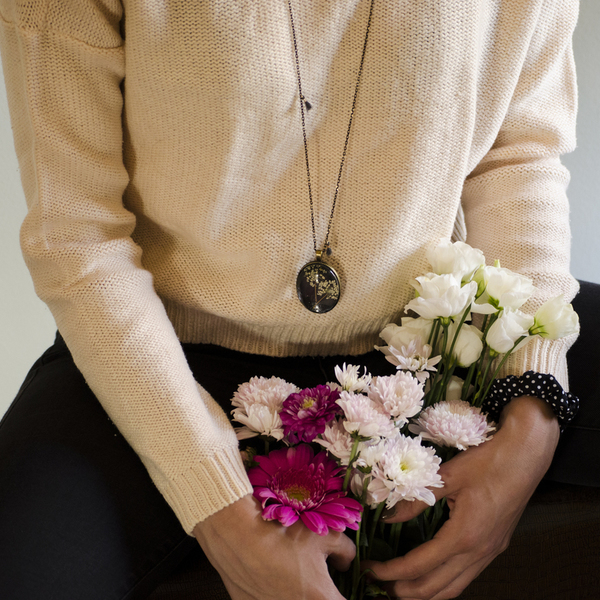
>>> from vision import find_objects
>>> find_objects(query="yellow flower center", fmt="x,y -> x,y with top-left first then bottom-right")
285,484 -> 311,501
302,397 -> 316,409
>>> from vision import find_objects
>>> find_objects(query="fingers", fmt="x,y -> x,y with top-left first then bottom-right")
325,530 -> 357,572
383,554 -> 490,600
382,496 -> 437,524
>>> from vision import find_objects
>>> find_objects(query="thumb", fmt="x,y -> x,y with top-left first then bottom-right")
324,530 -> 356,572
381,498 -> 429,523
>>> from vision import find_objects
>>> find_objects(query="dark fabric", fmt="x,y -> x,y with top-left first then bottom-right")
148,481 -> 600,600
458,481 -> 600,600
0,334 -> 396,600
546,280 -> 600,486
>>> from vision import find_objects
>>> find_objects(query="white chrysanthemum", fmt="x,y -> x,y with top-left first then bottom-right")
233,404 -> 285,441
336,392 -> 396,439
334,363 -> 372,393
368,372 -> 424,426
354,439 -> 387,469
231,376 -> 298,409
367,435 -> 443,508
314,418 -> 355,465
408,399 -> 495,451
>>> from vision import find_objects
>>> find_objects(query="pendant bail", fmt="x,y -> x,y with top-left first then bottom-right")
316,249 -> 323,261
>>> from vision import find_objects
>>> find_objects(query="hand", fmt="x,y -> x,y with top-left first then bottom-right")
193,493 -> 355,600
362,395 -> 560,600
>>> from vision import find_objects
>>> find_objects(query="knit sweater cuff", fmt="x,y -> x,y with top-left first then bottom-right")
497,334 -> 576,392
160,445 -> 254,534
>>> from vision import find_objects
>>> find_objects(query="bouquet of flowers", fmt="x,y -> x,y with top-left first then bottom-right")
230,240 -> 579,599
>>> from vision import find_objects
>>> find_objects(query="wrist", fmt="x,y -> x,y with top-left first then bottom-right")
499,395 -> 560,467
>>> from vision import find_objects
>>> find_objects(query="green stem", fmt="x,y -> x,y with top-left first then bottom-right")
477,335 -> 528,407
350,518 -> 363,600
343,438 -> 361,492
366,502 -> 386,560
462,360 -> 476,401
390,521 -> 403,557
446,304 -> 471,363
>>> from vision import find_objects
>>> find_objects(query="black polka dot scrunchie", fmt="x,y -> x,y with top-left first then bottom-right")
481,371 -> 579,433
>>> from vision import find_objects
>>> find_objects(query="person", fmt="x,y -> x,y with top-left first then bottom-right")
0,1 -> 580,599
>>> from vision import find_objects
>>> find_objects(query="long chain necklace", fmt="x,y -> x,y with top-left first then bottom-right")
287,0 -> 374,313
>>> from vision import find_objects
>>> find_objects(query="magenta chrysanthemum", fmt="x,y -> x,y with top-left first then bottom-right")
247,445 -> 362,535
280,385 -> 341,444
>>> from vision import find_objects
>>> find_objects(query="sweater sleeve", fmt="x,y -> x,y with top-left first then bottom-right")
0,0 -> 251,532
461,0 -> 580,390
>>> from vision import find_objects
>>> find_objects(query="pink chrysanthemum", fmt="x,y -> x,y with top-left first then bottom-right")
248,445 -> 362,535
368,372 -> 424,426
281,385 -> 341,444
408,399 -> 496,451
336,392 -> 396,440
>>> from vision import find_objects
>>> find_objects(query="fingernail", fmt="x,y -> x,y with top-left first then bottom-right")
380,506 -> 396,520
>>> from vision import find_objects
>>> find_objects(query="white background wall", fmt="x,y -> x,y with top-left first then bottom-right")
1,1 -> 599,417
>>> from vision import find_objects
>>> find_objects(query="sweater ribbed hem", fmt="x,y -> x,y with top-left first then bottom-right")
159,445 -> 253,534
166,302 -> 396,358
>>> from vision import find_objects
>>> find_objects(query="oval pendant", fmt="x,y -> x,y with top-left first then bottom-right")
296,260 -> 340,313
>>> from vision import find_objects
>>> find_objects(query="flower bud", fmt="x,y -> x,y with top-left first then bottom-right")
531,296 -> 579,339
486,309 -> 534,355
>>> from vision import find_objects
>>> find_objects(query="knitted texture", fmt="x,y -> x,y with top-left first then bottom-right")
0,0 -> 579,530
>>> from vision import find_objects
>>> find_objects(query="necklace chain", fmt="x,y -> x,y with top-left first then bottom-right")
286,0 -> 375,258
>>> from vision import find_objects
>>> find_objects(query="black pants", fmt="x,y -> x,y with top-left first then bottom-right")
0,335 -> 397,600
1,282 -> 598,600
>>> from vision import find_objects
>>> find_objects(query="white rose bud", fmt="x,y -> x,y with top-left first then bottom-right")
486,309 -> 534,355
531,296 -> 579,340
445,376 -> 465,402
426,240 -> 485,283
447,322 -> 483,367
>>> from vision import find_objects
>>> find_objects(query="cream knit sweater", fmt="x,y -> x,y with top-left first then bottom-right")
0,0 -> 579,532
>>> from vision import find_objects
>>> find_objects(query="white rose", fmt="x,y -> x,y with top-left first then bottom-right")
447,322 -> 483,367
379,317 -> 434,350
426,240 -> 485,283
474,265 -> 535,311
406,274 -> 477,320
486,309 -> 534,355
531,296 -> 579,339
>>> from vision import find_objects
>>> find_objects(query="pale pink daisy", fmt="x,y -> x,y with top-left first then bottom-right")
231,376 -> 298,440
367,435 -> 443,508
233,404 -> 285,441
314,418 -> 355,465
408,399 -> 496,451
368,372 -> 424,426
386,340 -> 441,383
334,363 -> 372,393
231,376 -> 298,410
336,392 -> 396,440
